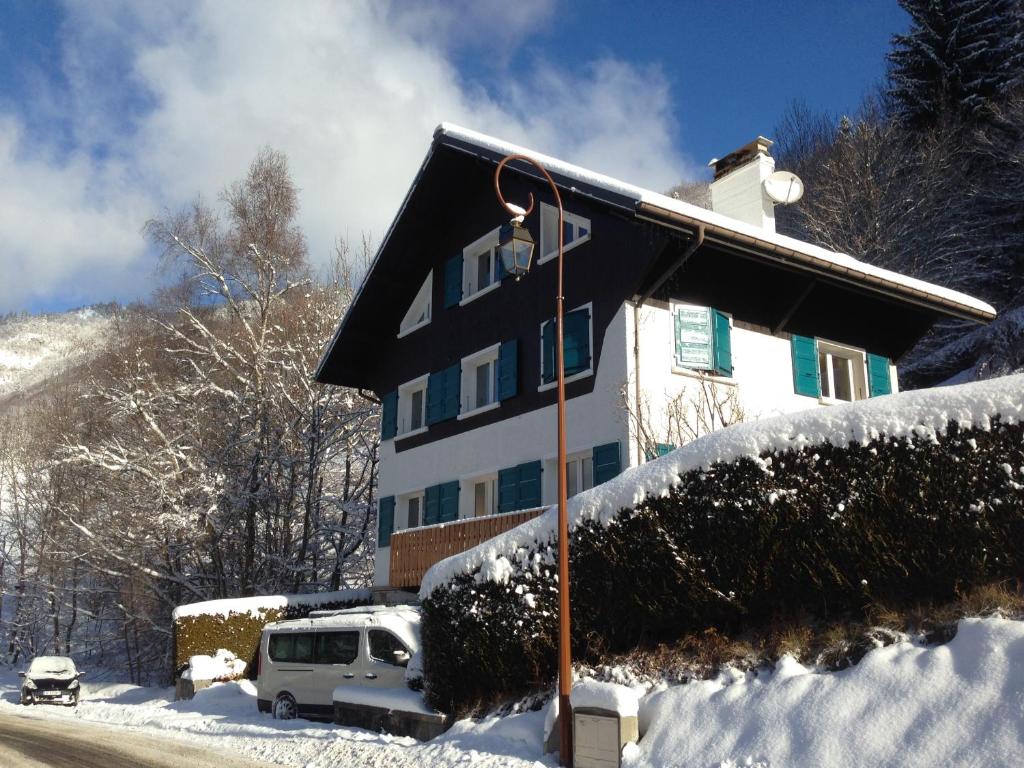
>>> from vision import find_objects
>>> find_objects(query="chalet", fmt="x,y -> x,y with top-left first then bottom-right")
315,125 -> 995,596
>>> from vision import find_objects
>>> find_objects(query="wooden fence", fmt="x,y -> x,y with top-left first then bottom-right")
388,508 -> 546,589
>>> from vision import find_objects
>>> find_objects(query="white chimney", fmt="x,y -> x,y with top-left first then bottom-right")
708,136 -> 776,233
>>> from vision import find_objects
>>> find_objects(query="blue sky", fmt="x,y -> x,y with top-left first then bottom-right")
0,0 -> 907,314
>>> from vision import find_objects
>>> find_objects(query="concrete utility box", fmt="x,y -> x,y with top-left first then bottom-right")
573,706 -> 640,768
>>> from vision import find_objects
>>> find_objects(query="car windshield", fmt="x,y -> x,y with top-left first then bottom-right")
27,656 -> 76,675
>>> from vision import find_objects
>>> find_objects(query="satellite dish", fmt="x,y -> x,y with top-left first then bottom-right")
763,170 -> 805,205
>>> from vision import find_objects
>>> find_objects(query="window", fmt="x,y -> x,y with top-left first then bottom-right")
397,375 -> 428,436
539,203 -> 591,264
268,632 -> 314,663
406,494 -> 422,529
540,304 -> 593,390
315,631 -> 359,665
672,303 -> 732,377
461,229 -> 502,303
566,453 -> 594,498
498,461 -> 543,513
817,341 -> 867,402
398,271 -> 432,337
472,476 -> 498,517
368,629 -> 411,667
460,345 -> 500,417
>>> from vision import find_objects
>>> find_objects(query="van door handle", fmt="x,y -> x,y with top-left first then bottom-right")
343,673 -> 355,679
364,673 -> 377,680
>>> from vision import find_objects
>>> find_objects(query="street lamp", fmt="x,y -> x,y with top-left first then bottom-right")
494,154 -> 573,767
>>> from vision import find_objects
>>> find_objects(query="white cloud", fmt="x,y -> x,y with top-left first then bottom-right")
0,0 -> 693,312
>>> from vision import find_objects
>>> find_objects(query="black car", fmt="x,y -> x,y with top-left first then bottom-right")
19,656 -> 84,706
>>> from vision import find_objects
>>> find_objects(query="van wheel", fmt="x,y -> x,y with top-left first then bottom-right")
272,692 -> 298,720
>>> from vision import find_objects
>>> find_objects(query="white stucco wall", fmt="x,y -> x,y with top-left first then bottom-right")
374,306 -> 633,586
623,301 -> 899,467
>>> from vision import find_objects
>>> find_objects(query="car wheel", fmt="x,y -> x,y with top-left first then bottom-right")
272,692 -> 298,720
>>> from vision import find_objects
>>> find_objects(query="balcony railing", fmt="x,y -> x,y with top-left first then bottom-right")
388,507 -> 546,589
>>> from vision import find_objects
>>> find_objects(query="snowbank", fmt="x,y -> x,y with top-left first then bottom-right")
631,617 -> 1024,768
172,588 -> 371,620
182,649 -> 246,682
421,373 -> 1024,597
332,685 -> 441,716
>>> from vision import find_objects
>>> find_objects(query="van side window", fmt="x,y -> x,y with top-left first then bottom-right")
368,629 -> 410,667
268,632 -> 314,663
316,631 -> 359,665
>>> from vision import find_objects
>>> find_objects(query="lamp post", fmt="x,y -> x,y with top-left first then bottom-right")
494,154 -> 572,767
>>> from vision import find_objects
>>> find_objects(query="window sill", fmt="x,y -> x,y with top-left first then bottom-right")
457,401 -> 500,421
536,235 -> 590,265
537,368 -> 593,392
397,318 -> 430,339
459,280 -> 500,307
817,396 -> 860,406
396,426 -> 428,440
669,366 -> 737,387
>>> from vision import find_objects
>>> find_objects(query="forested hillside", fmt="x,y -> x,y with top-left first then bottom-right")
0,151 -> 380,682
774,0 -> 1024,386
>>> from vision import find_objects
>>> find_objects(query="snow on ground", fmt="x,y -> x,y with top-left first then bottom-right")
0,671 -> 552,767
421,372 -> 1024,597
3,617 -> 1022,767
630,617 -> 1024,768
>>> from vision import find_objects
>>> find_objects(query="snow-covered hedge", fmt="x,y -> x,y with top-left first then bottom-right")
419,375 -> 1024,715
173,588 -> 370,676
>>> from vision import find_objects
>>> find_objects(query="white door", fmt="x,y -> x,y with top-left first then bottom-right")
362,628 -> 412,688
312,629 -> 362,705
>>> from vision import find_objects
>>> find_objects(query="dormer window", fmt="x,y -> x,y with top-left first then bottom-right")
461,229 -> 502,304
539,202 -> 591,264
398,271 -> 432,338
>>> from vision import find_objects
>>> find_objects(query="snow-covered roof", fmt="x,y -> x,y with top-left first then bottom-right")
436,123 -> 995,322
420,372 -> 1023,597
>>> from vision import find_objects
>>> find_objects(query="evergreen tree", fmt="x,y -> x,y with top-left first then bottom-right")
888,0 -> 1024,130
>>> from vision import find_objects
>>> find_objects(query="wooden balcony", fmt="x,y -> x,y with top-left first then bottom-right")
389,508 -> 546,589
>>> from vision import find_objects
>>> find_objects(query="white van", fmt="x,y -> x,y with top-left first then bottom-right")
256,605 -> 420,720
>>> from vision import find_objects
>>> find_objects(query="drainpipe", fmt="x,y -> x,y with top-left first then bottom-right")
632,226 -> 705,463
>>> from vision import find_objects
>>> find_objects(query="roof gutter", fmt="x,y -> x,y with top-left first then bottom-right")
636,201 -> 996,325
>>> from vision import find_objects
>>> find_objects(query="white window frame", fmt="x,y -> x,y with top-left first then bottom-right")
397,491 -> 424,531
397,270 -> 432,338
460,229 -> 502,306
538,202 -> 591,264
816,339 -> 868,404
467,474 -> 499,518
564,450 -> 594,499
396,374 -> 429,438
538,301 -> 594,392
458,343 -> 501,420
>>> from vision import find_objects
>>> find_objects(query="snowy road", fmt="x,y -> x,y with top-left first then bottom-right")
0,709 -> 274,768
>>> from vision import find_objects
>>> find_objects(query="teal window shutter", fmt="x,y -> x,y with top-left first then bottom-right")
563,308 -> 591,376
424,485 -> 441,525
443,362 -> 460,420
439,480 -> 459,522
867,353 -> 892,397
712,309 -> 733,377
592,442 -> 621,485
645,442 -> 676,461
381,391 -> 398,440
378,496 -> 395,547
541,319 -> 556,384
790,335 -> 821,397
444,255 -> 462,308
673,305 -> 714,370
497,339 -> 518,400
498,466 -> 519,513
517,461 -> 543,508
426,371 -> 445,425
